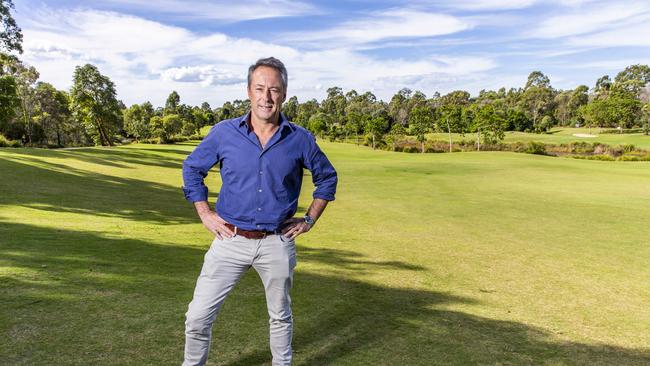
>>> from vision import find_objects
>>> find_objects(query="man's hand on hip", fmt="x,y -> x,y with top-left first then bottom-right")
281,217 -> 311,240
194,201 -> 234,239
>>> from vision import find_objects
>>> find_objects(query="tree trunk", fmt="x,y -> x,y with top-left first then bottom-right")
421,141 -> 424,153
21,99 -> 32,144
476,129 -> 481,151
97,119 -> 113,146
446,117 -> 452,153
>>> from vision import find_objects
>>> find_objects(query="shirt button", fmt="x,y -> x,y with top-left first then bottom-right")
256,224 -> 261,228
259,171 -> 263,175
258,189 -> 262,193
257,207 -> 262,211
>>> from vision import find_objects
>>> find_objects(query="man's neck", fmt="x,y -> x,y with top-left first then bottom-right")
249,113 -> 281,135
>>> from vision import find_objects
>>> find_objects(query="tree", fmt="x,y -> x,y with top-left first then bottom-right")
123,102 -> 154,141
388,88 -> 410,127
345,111 -> 366,145
70,64 -> 122,146
438,90 -> 471,152
283,96 -> 299,121
520,71 -> 555,133
0,74 -> 18,134
553,90 -> 572,126
295,98 -> 319,127
469,104 -> 506,150
385,122 -> 405,151
579,92 -> 641,129
0,0 -> 22,53
321,87 -> 346,128
568,85 -> 589,125
307,112 -> 329,137
614,64 -> 650,94
366,115 -> 388,149
14,62 -> 39,144
524,71 -> 551,89
642,103 -> 650,135
33,82 -> 70,146
594,75 -> 612,99
409,106 -> 433,153
165,91 -> 180,115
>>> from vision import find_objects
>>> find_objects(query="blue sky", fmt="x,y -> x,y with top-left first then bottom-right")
14,0 -> 650,107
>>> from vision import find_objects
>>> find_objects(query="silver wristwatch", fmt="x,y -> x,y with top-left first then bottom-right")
303,214 -> 315,226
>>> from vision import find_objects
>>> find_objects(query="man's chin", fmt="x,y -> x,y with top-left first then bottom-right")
253,110 -> 279,122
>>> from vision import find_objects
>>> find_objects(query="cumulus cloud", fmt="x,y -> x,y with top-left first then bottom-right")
160,66 -> 246,86
18,6 -> 498,105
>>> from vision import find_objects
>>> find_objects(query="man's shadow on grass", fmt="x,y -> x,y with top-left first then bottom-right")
2,223 -> 649,365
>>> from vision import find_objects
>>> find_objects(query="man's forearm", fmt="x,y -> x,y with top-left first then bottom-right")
193,201 -> 212,217
305,198 -> 329,224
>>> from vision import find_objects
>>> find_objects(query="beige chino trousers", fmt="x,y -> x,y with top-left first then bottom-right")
183,234 -> 297,366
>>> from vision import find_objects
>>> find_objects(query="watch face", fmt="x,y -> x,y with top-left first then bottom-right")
304,215 -> 314,225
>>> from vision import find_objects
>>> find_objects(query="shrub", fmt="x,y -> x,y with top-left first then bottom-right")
586,155 -> 615,161
0,134 -> 21,147
403,146 -> 420,153
600,128 -> 644,134
622,144 -> 636,153
569,142 -> 594,153
525,141 -> 547,155
607,146 -> 624,157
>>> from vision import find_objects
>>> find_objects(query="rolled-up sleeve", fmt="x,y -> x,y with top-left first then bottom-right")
303,134 -> 338,201
182,126 -> 220,202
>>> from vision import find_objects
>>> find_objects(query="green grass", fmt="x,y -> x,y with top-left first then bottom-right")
1,142 -> 650,365
427,127 -> 650,149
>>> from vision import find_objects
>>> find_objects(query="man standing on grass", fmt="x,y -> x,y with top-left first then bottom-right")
181,57 -> 338,366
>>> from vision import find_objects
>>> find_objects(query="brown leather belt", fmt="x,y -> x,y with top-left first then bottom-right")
224,223 -> 278,240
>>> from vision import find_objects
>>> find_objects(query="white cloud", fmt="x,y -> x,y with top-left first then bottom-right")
96,0 -> 317,21
160,66 -> 245,86
283,9 -> 471,47
19,7 -> 497,106
434,0 -> 538,10
568,22 -> 650,47
531,1 -> 650,38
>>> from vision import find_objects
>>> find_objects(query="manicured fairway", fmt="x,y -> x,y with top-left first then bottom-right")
1,142 -> 649,365
427,127 -> 650,149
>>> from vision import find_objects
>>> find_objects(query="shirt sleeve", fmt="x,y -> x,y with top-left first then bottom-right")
302,133 -> 338,201
182,126 -> 220,202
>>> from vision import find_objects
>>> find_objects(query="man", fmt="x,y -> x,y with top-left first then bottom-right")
181,57 -> 337,366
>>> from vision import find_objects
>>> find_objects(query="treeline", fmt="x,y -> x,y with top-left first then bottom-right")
1,1 -> 649,149
279,67 -> 650,152
3,56 -> 649,150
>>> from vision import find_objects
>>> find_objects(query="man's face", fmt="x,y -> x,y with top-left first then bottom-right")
247,66 -> 286,123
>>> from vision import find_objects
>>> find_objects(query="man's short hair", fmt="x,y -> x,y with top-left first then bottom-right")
247,57 -> 288,91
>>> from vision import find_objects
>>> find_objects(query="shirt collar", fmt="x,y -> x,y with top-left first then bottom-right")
238,112 -> 294,133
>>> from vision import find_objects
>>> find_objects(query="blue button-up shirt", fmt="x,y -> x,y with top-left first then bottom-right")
182,112 -> 338,231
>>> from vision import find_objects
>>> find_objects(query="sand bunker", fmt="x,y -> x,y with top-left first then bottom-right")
572,133 -> 597,138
